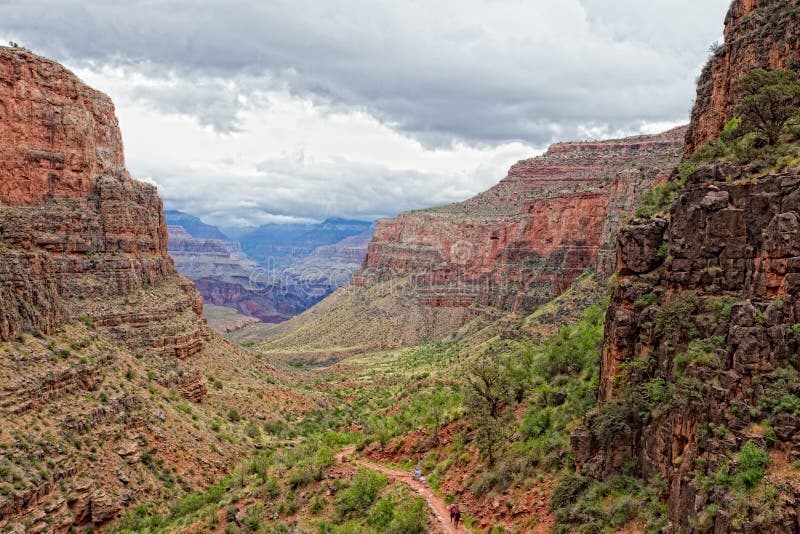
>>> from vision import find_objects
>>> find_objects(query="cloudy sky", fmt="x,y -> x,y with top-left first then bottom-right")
1,0 -> 731,230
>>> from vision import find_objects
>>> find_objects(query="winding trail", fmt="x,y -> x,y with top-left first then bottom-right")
336,447 -> 461,534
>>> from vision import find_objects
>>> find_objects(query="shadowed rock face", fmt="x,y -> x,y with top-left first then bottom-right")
361,127 -> 686,313
576,167 -> 800,531
0,45 -> 204,359
575,3 -> 800,529
684,0 -> 800,156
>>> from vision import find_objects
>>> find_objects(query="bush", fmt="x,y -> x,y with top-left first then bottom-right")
388,498 -> 427,534
309,495 -> 328,514
591,402 -> 633,445
550,474 -> 589,512
227,409 -> 241,423
336,469 -> 387,518
244,421 -> 261,440
732,441 -> 770,492
241,503 -> 264,531
262,477 -> 281,499
367,496 -> 395,530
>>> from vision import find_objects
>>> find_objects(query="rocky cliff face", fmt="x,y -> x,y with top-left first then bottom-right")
255,129 -> 685,355
574,165 -> 800,532
0,47 -> 299,531
574,2 -> 800,530
0,47 -> 204,358
362,129 -> 685,313
685,0 -> 800,156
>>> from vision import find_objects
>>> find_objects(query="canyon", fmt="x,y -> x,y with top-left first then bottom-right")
254,127 -> 686,356
166,215 -> 374,327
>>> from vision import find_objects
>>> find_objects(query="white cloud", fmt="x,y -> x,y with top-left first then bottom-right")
0,0 -> 732,226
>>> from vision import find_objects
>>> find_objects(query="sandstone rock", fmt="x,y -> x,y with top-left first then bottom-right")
0,46 -> 206,358
90,489 -> 121,524
179,371 -> 207,402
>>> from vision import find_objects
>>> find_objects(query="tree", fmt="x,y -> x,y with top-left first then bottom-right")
464,360 -> 513,465
464,361 -> 512,420
735,69 -> 800,146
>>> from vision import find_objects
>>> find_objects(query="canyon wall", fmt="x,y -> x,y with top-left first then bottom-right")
256,128 -> 685,355
574,2 -> 800,530
362,128 -> 685,312
0,47 -> 298,532
0,47 -> 204,358
685,0 -> 800,155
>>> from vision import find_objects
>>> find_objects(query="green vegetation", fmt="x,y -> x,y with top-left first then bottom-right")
692,68 -> 800,173
551,473 -> 668,533
732,441 -> 770,492
633,162 -> 695,219
735,69 -> 800,146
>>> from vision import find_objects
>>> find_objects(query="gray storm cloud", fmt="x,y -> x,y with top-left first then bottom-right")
0,0 -> 732,226
0,0 -> 730,144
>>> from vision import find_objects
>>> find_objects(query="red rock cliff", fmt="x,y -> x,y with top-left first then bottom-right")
684,0 -> 800,155
361,127 -> 686,313
0,46 -> 203,358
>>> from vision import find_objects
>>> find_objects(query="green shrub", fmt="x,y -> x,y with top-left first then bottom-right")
244,421 -> 261,440
520,408 -> 552,439
550,474 -> 589,512
336,468 -> 387,518
367,496 -> 395,530
262,477 -> 281,499
309,495 -> 328,514
227,409 -> 241,423
732,441 -> 770,492
388,498 -> 426,534
241,503 -> 264,532
654,292 -> 699,339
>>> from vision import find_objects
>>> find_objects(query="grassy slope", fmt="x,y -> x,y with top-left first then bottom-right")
108,270 -> 667,533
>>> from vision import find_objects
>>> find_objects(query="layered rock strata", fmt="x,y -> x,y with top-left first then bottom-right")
361,128 -> 686,313
0,47 -> 204,358
0,47 -> 300,532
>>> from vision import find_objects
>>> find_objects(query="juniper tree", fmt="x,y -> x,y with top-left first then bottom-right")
735,68 -> 800,146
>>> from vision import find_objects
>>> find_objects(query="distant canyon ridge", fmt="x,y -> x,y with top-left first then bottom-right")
165,211 -> 375,330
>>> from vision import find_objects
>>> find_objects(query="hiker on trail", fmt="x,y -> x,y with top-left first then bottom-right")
454,506 -> 462,529
449,503 -> 457,524
413,467 -> 422,480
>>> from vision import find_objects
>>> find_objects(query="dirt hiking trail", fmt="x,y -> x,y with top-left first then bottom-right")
336,447 -> 462,533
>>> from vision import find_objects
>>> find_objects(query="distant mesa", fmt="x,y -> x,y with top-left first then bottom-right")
164,211 -> 376,329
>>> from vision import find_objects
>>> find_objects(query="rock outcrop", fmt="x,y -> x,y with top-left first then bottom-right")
575,165 -> 800,531
685,0 -> 800,155
576,2 -> 800,530
0,47 -> 204,358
